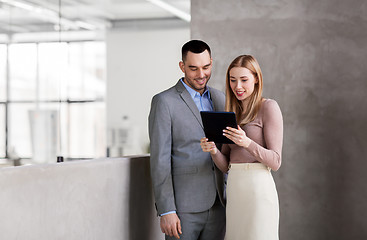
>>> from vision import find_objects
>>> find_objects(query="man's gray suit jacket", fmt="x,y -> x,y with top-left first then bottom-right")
149,80 -> 226,216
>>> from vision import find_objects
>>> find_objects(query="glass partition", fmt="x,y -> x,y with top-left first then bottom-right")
3,41 -> 106,162
67,42 -> 106,100
8,44 -> 37,101
0,44 -> 6,101
68,102 -> 105,158
0,44 -> 5,158
0,105 -> 4,157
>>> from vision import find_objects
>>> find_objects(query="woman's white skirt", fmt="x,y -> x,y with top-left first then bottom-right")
225,163 -> 279,240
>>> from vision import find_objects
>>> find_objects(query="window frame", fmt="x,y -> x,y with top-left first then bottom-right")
0,41 -> 106,161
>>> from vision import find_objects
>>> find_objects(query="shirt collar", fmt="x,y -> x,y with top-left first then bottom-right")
180,78 -> 211,99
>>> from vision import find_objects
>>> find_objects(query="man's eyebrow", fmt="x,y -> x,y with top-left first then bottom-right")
188,63 -> 211,68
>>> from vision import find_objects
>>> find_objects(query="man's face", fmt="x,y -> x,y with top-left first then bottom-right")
179,50 -> 212,95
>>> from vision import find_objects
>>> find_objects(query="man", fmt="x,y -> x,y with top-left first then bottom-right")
149,40 -> 226,240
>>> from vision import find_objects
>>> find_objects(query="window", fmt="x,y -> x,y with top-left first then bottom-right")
0,45 -> 6,158
2,41 -> 106,162
8,44 -> 37,101
0,105 -> 4,157
0,44 -> 6,101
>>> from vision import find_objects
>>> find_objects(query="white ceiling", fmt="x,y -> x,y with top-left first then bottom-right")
0,0 -> 190,34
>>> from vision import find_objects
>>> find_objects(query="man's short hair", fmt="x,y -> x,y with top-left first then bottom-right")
181,40 -> 211,62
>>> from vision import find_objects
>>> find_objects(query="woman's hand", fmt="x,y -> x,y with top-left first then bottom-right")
223,125 -> 251,148
200,138 -> 218,154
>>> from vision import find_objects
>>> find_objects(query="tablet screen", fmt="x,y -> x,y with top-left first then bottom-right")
200,111 -> 237,144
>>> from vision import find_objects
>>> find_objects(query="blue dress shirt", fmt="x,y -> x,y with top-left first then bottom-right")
180,78 -> 214,112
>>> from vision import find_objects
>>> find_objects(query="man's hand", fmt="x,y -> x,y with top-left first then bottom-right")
160,213 -> 182,239
200,137 -> 218,155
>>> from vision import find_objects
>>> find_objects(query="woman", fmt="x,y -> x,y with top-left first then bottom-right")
200,55 -> 283,240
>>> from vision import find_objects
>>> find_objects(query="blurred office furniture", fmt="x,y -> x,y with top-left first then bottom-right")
29,110 -> 58,164
107,115 -> 142,157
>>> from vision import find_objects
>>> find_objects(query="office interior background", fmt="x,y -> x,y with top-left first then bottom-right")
1,0 -> 367,239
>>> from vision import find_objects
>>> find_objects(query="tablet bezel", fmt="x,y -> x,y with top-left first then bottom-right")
200,111 -> 237,144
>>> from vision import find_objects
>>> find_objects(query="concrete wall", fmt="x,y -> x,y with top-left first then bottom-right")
0,156 -> 164,240
106,19 -> 190,155
192,0 -> 367,239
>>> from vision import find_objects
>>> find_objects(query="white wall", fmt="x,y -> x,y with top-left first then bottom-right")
106,20 -> 190,155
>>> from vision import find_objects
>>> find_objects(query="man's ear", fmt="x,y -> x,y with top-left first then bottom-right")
179,61 -> 185,73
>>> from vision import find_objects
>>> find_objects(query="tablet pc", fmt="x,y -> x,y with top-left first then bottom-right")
200,111 -> 237,144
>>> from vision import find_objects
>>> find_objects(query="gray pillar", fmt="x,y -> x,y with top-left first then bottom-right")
192,0 -> 367,239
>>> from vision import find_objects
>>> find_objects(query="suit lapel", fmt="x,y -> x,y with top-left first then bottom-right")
175,80 -> 204,129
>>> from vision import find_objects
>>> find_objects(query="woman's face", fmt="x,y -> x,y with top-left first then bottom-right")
229,67 -> 257,101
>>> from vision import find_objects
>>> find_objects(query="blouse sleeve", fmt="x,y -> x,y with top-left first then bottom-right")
246,99 -> 283,171
220,143 -> 230,157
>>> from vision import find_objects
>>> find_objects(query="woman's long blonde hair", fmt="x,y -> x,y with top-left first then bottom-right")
225,55 -> 264,125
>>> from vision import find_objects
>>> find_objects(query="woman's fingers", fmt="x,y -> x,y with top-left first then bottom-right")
223,129 -> 237,139
223,126 -> 250,147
